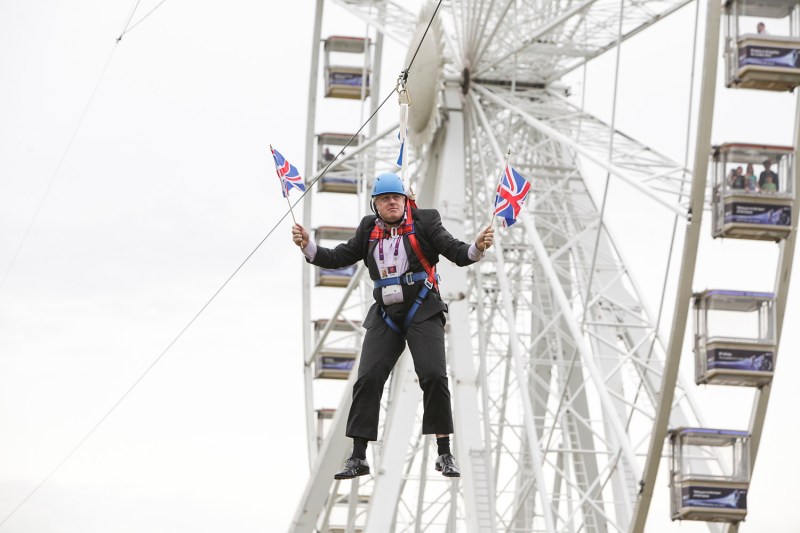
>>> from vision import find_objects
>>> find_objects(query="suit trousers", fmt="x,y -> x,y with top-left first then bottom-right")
345,312 -> 455,441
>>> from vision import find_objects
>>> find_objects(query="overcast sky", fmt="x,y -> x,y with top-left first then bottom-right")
1,1 -> 798,532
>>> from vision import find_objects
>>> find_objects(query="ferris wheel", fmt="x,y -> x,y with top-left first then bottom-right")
290,1 -> 800,532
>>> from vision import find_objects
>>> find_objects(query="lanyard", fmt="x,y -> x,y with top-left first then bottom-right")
378,235 -> 402,263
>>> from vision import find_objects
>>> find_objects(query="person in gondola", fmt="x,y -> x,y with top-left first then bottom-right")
291,172 -> 494,479
759,160 -> 779,191
744,164 -> 759,193
730,166 -> 746,190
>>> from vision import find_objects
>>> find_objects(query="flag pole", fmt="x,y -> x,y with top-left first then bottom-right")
487,147 -> 512,228
270,144 -> 298,226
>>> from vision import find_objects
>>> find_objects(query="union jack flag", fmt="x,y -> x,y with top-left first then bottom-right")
271,146 -> 306,197
494,165 -> 531,227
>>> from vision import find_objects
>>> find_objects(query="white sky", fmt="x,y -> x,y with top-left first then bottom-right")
1,1 -> 798,532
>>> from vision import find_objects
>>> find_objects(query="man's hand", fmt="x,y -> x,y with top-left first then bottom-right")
292,223 -> 309,249
476,225 -> 494,252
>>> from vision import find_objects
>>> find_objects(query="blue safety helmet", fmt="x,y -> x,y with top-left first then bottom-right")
371,172 -> 407,197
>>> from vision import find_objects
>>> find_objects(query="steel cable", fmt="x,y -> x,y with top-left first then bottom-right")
0,3 -> 445,527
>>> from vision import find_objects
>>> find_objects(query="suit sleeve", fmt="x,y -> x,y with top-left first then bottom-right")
418,209 -> 475,267
308,217 -> 370,269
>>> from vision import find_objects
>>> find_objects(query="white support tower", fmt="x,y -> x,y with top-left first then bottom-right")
291,1 -> 798,532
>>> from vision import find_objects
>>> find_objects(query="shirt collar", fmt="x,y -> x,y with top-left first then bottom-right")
375,214 -> 406,231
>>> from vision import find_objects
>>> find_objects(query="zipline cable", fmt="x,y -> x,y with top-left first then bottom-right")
118,0 -> 172,40
0,83 -> 396,532
0,3 -> 446,524
402,0 -> 443,83
120,0 -> 143,38
288,0 -> 443,204
0,43 -> 119,296
0,0 -> 148,296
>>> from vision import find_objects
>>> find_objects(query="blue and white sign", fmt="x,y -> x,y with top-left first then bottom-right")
707,347 -> 773,372
682,486 -> 747,510
724,202 -> 791,226
739,45 -> 800,69
329,71 -> 368,88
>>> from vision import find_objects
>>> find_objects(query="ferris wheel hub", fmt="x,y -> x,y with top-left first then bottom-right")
461,67 -> 471,95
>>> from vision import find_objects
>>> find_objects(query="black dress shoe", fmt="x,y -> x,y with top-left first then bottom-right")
334,457 -> 370,479
435,453 -> 461,477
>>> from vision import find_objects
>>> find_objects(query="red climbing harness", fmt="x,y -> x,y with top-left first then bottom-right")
370,201 -> 439,335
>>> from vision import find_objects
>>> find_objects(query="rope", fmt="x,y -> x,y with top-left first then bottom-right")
0,2 -> 447,522
117,0 -> 172,41
0,43 -> 119,296
1,0 -> 146,295
296,0 -> 443,199
402,0 -> 444,83
0,84 -> 395,531
120,0 -> 143,38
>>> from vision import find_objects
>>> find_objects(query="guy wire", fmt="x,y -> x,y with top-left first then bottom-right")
0,2 -> 446,526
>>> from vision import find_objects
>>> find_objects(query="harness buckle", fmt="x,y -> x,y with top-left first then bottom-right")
424,278 -> 434,290
404,272 -> 415,285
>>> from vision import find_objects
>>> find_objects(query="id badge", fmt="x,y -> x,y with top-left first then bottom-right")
380,265 -> 397,279
382,284 -> 404,305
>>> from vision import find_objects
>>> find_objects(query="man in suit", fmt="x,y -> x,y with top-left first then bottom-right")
292,172 -> 494,479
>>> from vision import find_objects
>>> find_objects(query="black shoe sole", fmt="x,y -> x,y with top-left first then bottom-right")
334,469 -> 370,480
435,464 -> 461,477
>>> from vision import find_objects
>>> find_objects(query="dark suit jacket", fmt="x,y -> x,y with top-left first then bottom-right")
309,208 -> 476,328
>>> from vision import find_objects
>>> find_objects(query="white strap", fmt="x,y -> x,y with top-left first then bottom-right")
399,103 -> 409,182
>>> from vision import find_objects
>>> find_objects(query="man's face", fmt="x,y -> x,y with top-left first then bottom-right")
375,193 -> 406,223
